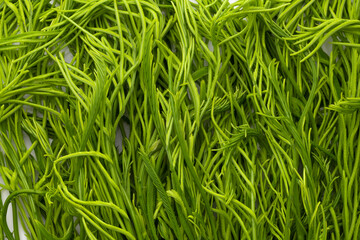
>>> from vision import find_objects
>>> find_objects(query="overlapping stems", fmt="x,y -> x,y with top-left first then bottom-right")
0,0 -> 360,239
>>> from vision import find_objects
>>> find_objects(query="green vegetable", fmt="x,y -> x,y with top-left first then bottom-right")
1,0 -> 360,239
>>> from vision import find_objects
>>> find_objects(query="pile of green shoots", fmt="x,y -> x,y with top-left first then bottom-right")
1,0 -> 360,239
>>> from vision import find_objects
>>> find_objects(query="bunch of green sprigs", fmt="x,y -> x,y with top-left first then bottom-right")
1,0 -> 360,239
